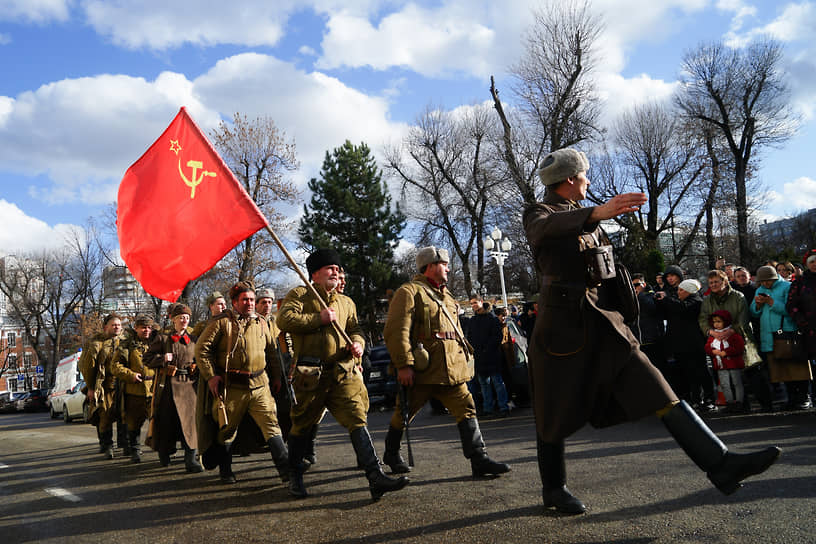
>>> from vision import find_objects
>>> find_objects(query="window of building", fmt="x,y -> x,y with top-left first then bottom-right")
8,378 -> 17,392
6,332 -> 15,348
23,352 -> 32,368
8,353 -> 17,370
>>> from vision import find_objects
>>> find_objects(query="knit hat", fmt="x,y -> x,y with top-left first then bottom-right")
256,288 -> 274,301
538,148 -> 590,186
664,265 -> 684,280
170,304 -> 192,318
677,279 -> 701,294
416,246 -> 450,271
755,265 -> 778,282
709,309 -> 733,328
803,249 -> 816,266
306,249 -> 342,277
205,291 -> 224,306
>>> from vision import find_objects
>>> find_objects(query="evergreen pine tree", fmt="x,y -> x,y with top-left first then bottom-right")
299,140 -> 405,333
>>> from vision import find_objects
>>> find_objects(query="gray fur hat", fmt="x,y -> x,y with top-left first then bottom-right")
255,288 -> 274,301
664,265 -> 684,280
416,246 -> 450,271
538,148 -> 590,187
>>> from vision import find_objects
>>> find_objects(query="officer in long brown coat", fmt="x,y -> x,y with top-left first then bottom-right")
195,282 -> 289,485
277,249 -> 408,501
382,247 -> 510,478
110,315 -> 156,463
524,147 -> 781,514
78,313 -> 123,459
144,304 -> 202,473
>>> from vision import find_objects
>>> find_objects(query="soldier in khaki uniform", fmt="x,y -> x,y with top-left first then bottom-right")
78,313 -> 124,459
256,287 -> 292,440
110,315 -> 156,463
195,282 -> 289,484
278,249 -> 408,500
383,247 -> 510,478
192,291 -> 227,338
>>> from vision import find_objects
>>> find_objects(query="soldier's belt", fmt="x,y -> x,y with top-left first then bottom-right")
142,376 -> 154,381
224,368 -> 265,386
420,331 -> 457,340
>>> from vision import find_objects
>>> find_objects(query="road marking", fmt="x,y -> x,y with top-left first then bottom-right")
0,463 -> 8,469
44,487 -> 81,502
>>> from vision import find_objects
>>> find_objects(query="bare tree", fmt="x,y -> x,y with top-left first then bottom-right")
385,104 -> 500,293
490,0 -> 604,206
675,39 -> 799,263
210,113 -> 301,282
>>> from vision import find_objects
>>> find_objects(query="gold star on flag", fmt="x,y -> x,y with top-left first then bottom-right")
169,140 -> 182,155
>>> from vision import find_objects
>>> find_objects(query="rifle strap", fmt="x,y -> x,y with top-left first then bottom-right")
416,283 -> 474,355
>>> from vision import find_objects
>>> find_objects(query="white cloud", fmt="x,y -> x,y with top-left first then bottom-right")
781,176 -> 816,209
0,0 -> 69,23
80,0 -> 297,49
595,73 -> 678,127
0,71 -> 214,204
0,199 -> 78,252
193,52 -> 408,178
0,33 -> 10,44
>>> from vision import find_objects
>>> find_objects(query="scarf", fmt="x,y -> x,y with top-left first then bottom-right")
711,326 -> 732,367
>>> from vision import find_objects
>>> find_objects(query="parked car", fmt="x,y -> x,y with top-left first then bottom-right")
62,380 -> 91,423
14,391 -> 31,412
0,391 -> 25,413
22,389 -> 49,412
49,382 -> 81,419
364,344 -> 397,409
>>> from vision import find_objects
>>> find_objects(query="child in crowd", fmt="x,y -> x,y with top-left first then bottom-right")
704,310 -> 746,412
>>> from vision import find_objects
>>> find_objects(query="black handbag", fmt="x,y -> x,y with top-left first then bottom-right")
603,263 -> 639,324
771,315 -> 806,361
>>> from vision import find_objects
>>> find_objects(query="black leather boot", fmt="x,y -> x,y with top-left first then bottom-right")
97,428 -> 105,453
537,438 -> 586,515
118,422 -> 130,455
267,435 -> 290,483
304,423 -> 319,468
184,447 -> 203,473
218,444 -> 236,484
351,427 -> 409,501
662,400 -> 781,495
457,418 -> 510,477
101,430 -> 114,459
129,430 -> 142,463
383,426 -> 411,474
287,433 -> 309,498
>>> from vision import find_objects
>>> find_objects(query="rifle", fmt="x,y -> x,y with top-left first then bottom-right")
277,331 -> 297,407
145,367 -> 160,449
399,384 -> 414,467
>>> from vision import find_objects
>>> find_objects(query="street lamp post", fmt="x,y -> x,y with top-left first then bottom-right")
484,227 -> 512,309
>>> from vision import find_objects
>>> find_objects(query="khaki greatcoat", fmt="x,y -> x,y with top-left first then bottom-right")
523,191 -> 677,442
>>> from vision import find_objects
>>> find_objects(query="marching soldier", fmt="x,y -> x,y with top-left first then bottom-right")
382,247 -> 510,478
78,313 -> 124,459
192,291 -> 227,338
277,249 -> 408,500
144,304 -> 202,472
256,287 -> 292,440
111,315 -> 156,463
195,282 -> 289,484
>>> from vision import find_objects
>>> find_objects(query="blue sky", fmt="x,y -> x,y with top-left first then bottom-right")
1,0 -> 814,255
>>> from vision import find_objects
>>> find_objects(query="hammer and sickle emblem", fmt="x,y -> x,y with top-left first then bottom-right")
178,159 -> 217,199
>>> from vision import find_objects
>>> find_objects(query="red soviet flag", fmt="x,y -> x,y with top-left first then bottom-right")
117,107 -> 268,301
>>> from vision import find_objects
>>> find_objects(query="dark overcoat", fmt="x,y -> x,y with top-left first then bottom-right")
523,191 -> 677,442
787,270 -> 816,356
144,331 -> 198,454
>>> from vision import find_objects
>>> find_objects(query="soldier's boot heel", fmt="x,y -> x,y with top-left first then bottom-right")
383,426 -> 411,474
351,426 -> 409,501
366,469 -> 409,501
184,448 -> 203,473
662,400 -> 781,495
537,438 -> 586,515
457,418 -> 510,477
267,435 -> 290,483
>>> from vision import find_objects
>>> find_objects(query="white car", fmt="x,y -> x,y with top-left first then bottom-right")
62,380 -> 91,423
49,382 -> 80,418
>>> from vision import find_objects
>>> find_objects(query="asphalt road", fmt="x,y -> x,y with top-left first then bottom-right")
1,405 -> 814,543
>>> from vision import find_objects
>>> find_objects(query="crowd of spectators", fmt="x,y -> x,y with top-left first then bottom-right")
630,255 -> 816,414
